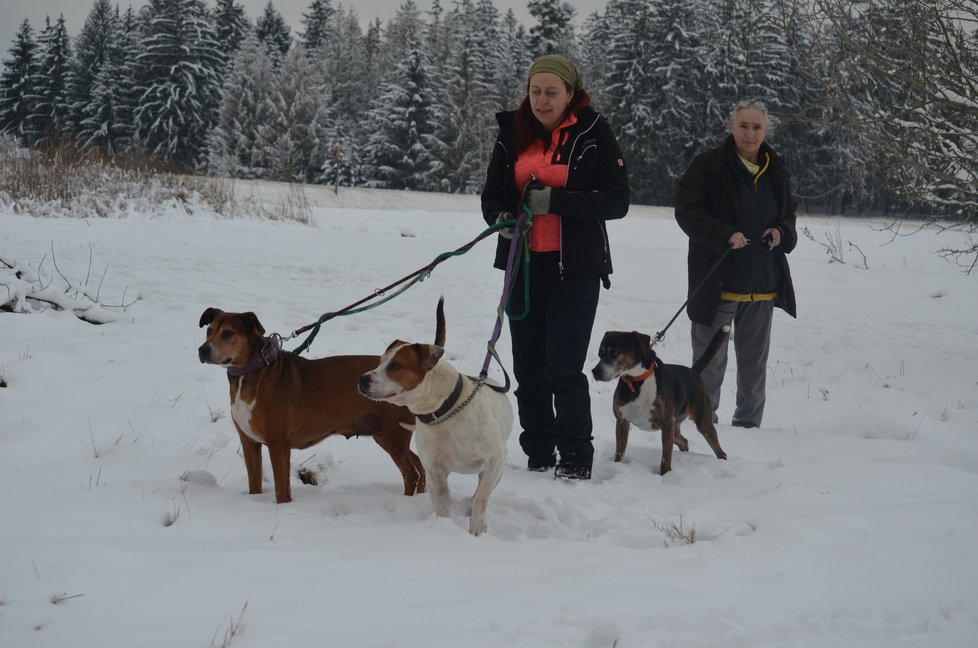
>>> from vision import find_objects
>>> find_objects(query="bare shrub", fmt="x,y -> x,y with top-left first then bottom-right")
0,137 -> 239,219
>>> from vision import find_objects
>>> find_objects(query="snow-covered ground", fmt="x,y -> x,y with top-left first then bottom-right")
2,185 -> 977,647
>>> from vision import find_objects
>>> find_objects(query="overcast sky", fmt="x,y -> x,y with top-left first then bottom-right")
2,0 -> 606,58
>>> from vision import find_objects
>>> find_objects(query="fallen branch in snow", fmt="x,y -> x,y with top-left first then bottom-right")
50,592 -> 85,605
0,244 -> 140,323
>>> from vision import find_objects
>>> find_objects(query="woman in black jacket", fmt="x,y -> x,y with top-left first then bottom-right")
675,99 -> 797,429
481,55 -> 629,479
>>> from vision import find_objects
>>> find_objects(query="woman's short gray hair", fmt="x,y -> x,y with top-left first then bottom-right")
727,99 -> 779,133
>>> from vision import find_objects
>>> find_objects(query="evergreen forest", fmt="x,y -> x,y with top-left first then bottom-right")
1,0 -> 975,220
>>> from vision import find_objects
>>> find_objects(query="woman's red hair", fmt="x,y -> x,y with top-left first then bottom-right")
514,86 -> 593,153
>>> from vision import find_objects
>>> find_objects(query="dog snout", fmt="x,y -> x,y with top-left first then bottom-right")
590,362 -> 606,381
198,344 -> 211,363
357,373 -> 372,395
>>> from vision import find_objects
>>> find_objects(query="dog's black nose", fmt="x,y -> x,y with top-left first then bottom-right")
198,344 -> 210,363
357,374 -> 371,394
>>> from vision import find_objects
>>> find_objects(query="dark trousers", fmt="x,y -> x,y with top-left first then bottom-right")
507,253 -> 600,461
691,299 -> 773,427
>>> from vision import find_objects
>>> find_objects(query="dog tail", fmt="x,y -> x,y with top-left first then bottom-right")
433,296 -> 446,347
691,324 -> 731,374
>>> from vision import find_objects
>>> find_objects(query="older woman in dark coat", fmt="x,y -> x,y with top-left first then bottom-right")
675,99 -> 798,429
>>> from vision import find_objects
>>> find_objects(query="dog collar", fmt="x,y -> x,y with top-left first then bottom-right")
416,374 -> 480,426
227,336 -> 282,377
621,363 -> 656,392
416,374 -> 465,424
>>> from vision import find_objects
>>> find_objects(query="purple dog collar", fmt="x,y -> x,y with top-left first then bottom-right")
227,336 -> 282,376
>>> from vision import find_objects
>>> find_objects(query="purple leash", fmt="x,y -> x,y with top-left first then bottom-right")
478,205 -> 532,392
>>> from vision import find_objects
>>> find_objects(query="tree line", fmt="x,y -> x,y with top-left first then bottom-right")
1,0 -> 975,223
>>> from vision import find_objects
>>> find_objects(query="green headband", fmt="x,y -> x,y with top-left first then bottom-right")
528,55 -> 584,92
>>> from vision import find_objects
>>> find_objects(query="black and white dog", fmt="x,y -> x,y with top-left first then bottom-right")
591,326 -> 730,475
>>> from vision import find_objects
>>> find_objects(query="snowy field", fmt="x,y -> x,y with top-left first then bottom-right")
2,184 -> 977,647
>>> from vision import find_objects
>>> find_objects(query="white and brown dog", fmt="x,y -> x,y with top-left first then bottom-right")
358,334 -> 513,536
591,326 -> 730,475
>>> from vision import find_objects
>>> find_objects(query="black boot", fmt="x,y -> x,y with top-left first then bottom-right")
554,455 -> 592,480
527,453 -> 557,472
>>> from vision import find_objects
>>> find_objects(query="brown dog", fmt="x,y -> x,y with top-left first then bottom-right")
591,326 -> 729,475
198,301 -> 444,503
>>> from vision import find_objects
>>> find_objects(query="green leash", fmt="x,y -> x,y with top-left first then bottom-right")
503,203 -> 533,322
289,219 -> 528,354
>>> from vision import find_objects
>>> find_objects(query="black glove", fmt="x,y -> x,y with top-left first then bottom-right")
527,186 -> 552,215
495,212 -> 514,239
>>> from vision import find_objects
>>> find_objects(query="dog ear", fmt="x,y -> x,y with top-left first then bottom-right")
241,312 -> 265,336
630,331 -> 652,351
417,344 -> 444,371
199,308 -> 222,327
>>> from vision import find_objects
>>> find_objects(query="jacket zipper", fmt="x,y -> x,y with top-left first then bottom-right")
558,114 -> 600,276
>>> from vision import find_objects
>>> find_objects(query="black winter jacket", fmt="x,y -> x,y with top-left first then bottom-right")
675,135 -> 798,325
480,107 -> 630,285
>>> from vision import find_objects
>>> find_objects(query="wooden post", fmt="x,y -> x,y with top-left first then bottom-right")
332,145 -> 343,195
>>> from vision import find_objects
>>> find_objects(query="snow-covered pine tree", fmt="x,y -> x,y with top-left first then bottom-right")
67,0 -> 115,139
475,0 -> 512,119
497,9 -> 532,112
366,0 -> 440,182
742,0 -> 791,109
578,9 -> 612,106
132,0 -> 223,168
301,0 -> 334,52
25,15 -> 72,147
260,44 -> 331,183
318,7 -> 371,186
645,0 -> 708,203
0,19 -> 38,140
424,0 -> 450,71
436,0 -> 501,192
213,0 -> 252,65
419,0 -> 451,188
361,45 -> 442,191
598,0 -> 659,203
207,33 -> 276,179
77,7 -> 138,156
255,1 -> 292,62
527,0 -> 577,59
382,0 -> 426,70
696,0 -> 750,130
770,0 -> 841,213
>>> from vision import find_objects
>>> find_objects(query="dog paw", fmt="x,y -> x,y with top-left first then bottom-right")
469,518 -> 487,536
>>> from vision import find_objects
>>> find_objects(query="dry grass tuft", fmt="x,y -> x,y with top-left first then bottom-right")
653,514 -> 697,545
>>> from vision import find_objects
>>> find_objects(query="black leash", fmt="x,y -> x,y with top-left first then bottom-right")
652,245 -> 733,347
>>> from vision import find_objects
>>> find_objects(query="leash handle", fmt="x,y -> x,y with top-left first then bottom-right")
653,245 -> 733,347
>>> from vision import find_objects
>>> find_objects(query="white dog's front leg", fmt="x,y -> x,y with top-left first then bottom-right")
468,460 -> 504,536
427,469 -> 451,517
